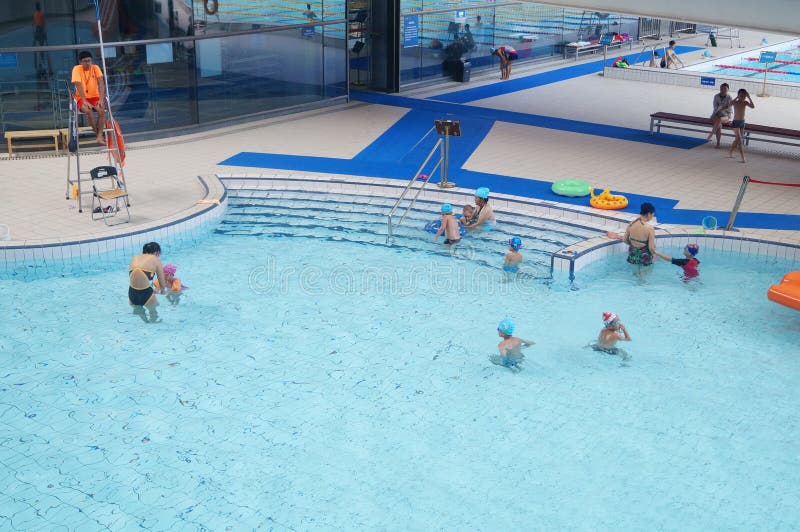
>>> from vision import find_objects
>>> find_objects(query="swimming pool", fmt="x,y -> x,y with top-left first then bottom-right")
1,189 -> 799,529
687,39 -> 800,82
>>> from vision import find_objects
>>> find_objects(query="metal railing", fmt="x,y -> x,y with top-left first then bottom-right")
386,138 -> 443,244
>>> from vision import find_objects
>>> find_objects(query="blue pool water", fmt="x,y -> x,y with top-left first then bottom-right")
691,41 -> 800,82
1,190 -> 799,529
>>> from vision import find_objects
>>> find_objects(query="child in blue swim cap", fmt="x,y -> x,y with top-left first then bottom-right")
432,203 -> 461,245
492,318 -> 534,371
503,237 -> 523,274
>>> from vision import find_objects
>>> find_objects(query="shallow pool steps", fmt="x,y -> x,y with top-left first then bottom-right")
222,190 -> 598,277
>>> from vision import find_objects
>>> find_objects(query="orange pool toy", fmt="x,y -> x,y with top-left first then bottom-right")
767,271 -> 800,311
590,188 -> 628,210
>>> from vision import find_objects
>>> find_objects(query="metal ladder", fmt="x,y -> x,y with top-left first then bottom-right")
64,81 -> 129,216
386,138 -> 444,244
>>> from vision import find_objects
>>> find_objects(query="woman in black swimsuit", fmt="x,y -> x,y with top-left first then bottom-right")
128,242 -> 166,306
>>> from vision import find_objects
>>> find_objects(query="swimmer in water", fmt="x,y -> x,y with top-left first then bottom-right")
596,312 -> 630,354
502,237 -> 523,274
491,318 -> 534,371
433,203 -> 461,245
463,187 -> 496,230
460,204 -> 475,226
655,243 -> 700,281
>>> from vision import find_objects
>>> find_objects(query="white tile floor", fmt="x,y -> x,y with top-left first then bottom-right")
1,30 -> 798,250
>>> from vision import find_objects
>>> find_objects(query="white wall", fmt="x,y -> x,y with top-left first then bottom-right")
524,0 -> 800,35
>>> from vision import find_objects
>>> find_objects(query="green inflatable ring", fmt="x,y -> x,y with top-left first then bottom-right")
551,179 -> 592,197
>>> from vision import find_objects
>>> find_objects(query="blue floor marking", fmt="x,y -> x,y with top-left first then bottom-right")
219,152 -> 798,229
351,91 -> 705,150
219,50 -> 799,230
431,46 -> 702,104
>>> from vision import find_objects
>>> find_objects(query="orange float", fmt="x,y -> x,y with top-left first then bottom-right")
767,271 -> 800,311
589,187 -> 628,210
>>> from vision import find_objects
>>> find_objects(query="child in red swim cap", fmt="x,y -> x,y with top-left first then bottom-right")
656,244 -> 700,280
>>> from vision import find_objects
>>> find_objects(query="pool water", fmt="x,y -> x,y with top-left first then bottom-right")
692,42 -> 800,82
1,193 -> 799,529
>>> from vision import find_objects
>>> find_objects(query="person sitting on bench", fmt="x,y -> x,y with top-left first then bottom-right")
71,51 -> 106,144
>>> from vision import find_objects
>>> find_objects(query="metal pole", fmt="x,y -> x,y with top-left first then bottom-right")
437,126 -> 455,189
725,175 -> 750,230
602,44 -> 607,76
758,65 -> 769,97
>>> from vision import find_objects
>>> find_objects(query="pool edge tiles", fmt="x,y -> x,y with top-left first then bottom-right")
560,228 -> 800,278
0,175 -> 227,269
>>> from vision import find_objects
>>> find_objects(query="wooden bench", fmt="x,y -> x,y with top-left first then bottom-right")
4,129 -> 60,156
562,39 -> 630,61
650,112 -> 800,148
58,127 -> 102,149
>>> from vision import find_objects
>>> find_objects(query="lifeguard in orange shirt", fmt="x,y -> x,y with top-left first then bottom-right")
71,51 -> 107,144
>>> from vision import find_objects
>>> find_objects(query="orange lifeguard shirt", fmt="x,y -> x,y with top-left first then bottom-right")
33,11 -> 45,28
71,64 -> 103,99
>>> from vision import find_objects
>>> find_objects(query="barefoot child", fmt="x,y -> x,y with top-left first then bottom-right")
432,203 -> 461,244
728,89 -> 754,163
596,312 -> 630,354
656,244 -> 700,280
492,318 -> 534,370
503,237 -> 523,273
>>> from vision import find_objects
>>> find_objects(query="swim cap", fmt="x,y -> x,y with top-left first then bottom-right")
508,237 -> 522,251
489,47 -> 496,54
497,318 -> 515,336
164,263 -> 177,275
685,244 -> 699,256
441,203 -> 453,214
475,187 -> 490,199
602,312 -> 618,326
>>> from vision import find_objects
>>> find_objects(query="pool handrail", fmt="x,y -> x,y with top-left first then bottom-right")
386,138 -> 443,243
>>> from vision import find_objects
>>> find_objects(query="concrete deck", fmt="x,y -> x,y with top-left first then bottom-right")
1,29 -> 798,250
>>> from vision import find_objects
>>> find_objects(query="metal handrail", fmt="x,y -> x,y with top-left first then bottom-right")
387,138 -> 443,242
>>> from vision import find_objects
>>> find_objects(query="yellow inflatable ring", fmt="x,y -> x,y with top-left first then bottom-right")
589,187 -> 628,210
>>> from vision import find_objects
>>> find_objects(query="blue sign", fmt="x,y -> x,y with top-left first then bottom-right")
403,15 -> 419,48
0,53 -> 18,69
759,51 -> 777,63
700,76 -> 716,86
599,34 -> 614,46
454,9 -> 466,22
302,26 -> 315,38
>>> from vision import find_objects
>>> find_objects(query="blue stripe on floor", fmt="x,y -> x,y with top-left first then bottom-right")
351,91 -> 706,150
354,109 -> 495,169
218,152 -> 799,230
431,46 -> 702,103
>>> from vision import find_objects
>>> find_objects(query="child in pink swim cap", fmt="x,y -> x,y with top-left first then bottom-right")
656,244 -> 700,280
156,263 -> 185,292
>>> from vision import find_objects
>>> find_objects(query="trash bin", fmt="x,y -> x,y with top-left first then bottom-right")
460,58 -> 471,82
454,58 -> 471,82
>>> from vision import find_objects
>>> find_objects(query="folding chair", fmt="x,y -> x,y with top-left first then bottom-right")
90,165 -> 130,225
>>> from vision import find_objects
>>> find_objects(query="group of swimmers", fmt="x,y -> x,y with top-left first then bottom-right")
492,311 -> 632,372
430,186 -> 526,274
493,201 -> 702,370
128,241 -> 184,316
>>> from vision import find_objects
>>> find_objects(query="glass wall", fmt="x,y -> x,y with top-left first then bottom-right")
399,1 -> 642,85
0,1 -> 347,136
